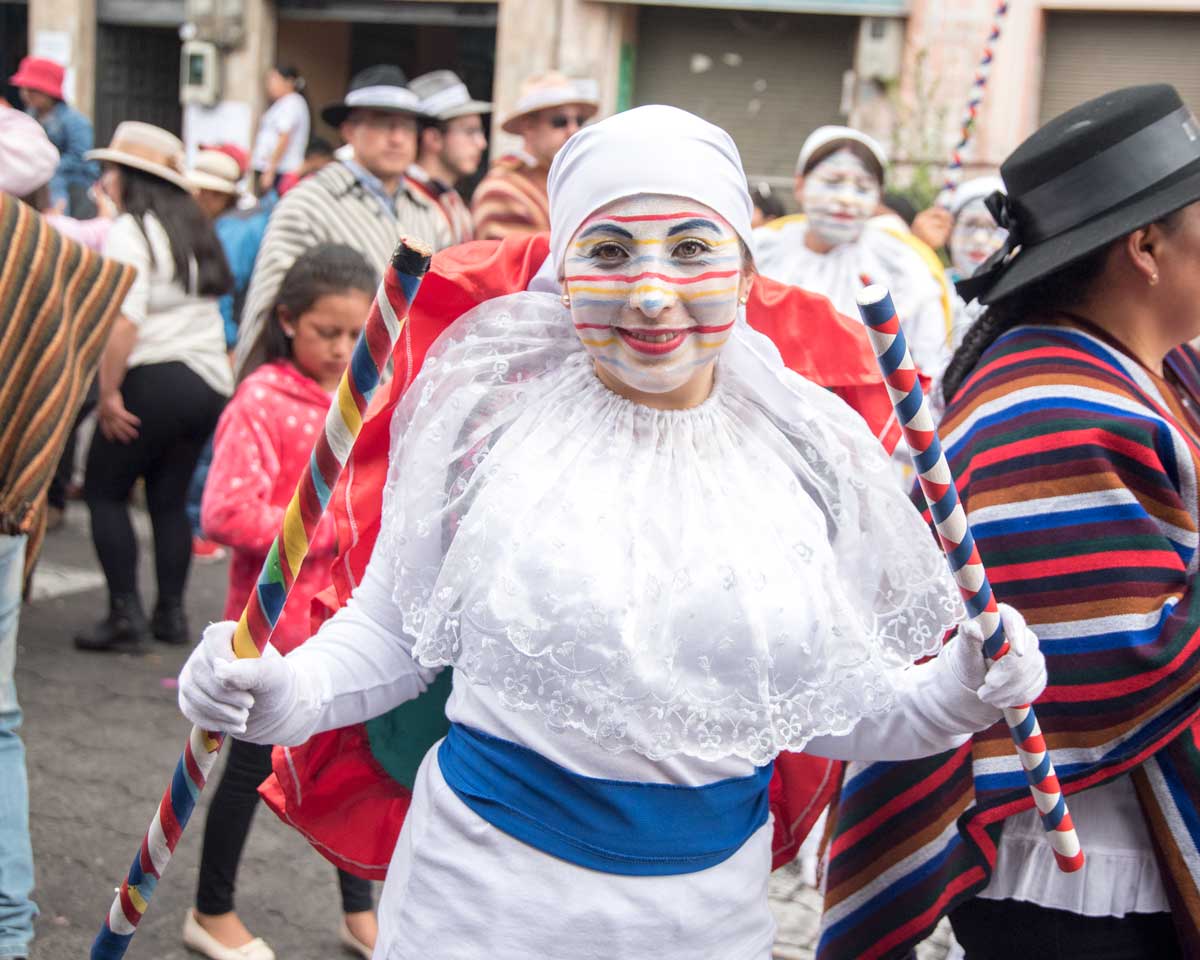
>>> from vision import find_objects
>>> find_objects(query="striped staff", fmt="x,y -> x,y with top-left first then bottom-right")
856,285 -> 1084,874
940,0 -> 1009,202
90,239 -> 434,960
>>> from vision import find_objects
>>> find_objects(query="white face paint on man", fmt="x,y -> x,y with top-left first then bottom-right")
950,197 -> 1008,279
801,148 -> 881,248
563,194 -> 747,396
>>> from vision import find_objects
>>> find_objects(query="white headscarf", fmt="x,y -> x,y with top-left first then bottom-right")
544,105 -> 755,279
949,175 -> 1005,217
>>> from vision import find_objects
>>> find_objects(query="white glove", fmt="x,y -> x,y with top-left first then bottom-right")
178,621 -> 299,743
949,603 -> 1048,709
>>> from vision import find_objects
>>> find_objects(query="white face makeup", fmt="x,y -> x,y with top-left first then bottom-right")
801,147 -> 881,247
563,195 -> 745,396
951,197 -> 1008,279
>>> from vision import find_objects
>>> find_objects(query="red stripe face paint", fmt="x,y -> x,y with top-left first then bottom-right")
563,195 -> 746,397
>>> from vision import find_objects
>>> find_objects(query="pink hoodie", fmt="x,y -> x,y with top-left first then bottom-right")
201,360 -> 336,654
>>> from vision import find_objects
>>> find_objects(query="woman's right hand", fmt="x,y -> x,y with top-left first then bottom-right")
98,391 -> 141,443
178,621 -> 299,741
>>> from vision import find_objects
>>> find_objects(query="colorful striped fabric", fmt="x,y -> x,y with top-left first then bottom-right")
818,323 -> 1200,959
0,193 -> 135,572
470,155 -> 551,241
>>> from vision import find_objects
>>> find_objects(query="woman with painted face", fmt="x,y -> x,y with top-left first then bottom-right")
175,106 -> 1046,959
755,126 -> 953,378
944,176 -> 1008,342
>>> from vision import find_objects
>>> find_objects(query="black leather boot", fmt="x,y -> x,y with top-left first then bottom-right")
73,594 -> 149,652
151,599 -> 190,646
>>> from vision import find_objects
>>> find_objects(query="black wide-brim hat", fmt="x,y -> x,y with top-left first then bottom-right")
959,84 -> 1200,305
321,64 -> 427,128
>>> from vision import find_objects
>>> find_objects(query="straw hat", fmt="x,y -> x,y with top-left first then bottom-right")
500,71 -> 599,135
409,70 -> 492,122
187,148 -> 242,195
86,121 -> 193,192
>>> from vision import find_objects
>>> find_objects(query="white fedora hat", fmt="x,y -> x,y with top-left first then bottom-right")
500,71 -> 599,135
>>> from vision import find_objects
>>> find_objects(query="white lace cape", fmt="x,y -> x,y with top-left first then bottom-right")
380,292 -> 965,765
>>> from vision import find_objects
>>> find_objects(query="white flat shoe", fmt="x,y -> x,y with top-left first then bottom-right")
182,909 -> 276,960
339,918 -> 374,959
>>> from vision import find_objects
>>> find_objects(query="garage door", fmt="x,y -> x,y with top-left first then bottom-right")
634,7 -> 857,183
1040,10 -> 1200,124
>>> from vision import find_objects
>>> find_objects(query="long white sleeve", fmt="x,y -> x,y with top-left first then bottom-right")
247,534 -> 441,746
804,650 -> 1000,761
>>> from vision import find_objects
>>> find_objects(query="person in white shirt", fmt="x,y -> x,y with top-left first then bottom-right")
754,126 -> 953,378
177,105 -> 1047,960
74,122 -> 233,654
251,66 -> 310,196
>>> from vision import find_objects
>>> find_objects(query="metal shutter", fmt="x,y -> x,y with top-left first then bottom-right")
633,7 -> 857,182
1040,10 -> 1200,124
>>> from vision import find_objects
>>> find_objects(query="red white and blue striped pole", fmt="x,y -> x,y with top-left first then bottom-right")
856,284 -> 1084,873
90,240 -> 433,959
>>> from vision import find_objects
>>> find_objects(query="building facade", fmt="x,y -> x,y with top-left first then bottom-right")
8,0 -> 1200,200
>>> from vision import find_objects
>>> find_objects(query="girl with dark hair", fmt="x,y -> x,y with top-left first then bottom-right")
820,85 -> 1200,959
183,244 -> 379,960
74,122 -> 233,653
252,65 -> 310,196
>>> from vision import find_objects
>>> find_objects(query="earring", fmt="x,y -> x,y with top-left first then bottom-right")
1150,273 -> 1160,286
738,294 -> 749,305
561,293 -> 571,307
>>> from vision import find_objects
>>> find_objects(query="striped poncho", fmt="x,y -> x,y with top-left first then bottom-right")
0,193 -> 135,574
818,324 -> 1200,958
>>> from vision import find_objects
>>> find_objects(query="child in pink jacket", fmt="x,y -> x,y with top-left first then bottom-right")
186,244 -> 380,960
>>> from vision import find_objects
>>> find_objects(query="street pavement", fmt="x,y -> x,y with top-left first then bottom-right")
16,501 -> 956,959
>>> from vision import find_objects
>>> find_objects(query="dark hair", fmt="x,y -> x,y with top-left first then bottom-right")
275,64 -> 306,95
882,191 -> 917,226
752,182 -> 785,221
264,243 -> 378,362
305,136 -> 334,159
802,140 -> 885,184
942,208 -> 1189,404
117,165 -> 233,297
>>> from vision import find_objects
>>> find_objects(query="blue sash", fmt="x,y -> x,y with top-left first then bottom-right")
437,722 -> 772,876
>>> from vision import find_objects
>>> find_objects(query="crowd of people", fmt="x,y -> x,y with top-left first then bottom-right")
1,42 -> 1199,960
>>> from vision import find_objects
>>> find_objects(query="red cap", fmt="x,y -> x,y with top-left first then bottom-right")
200,142 -> 250,176
9,57 -> 65,101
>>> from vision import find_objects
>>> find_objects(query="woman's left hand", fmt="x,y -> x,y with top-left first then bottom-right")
98,390 -> 141,443
258,167 -> 275,193
952,603 -> 1048,709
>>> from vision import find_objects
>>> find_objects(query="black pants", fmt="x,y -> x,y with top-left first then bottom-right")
84,363 -> 225,602
949,897 -> 1181,960
196,737 -> 374,916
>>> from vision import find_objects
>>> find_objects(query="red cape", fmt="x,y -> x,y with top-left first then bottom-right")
260,233 -> 898,878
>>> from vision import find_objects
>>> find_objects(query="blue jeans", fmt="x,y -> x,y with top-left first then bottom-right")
185,436 -> 214,538
0,534 -> 35,958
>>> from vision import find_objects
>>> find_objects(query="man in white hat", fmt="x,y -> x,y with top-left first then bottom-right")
406,70 -> 491,246
234,65 -> 453,379
471,70 -> 598,241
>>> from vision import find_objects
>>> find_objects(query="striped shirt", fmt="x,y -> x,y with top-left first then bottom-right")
818,324 -> 1200,958
233,161 -> 453,379
470,154 -> 550,241
406,165 -> 475,246
0,194 -> 135,566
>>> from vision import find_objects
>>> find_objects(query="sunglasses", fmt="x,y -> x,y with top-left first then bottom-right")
549,113 -> 589,130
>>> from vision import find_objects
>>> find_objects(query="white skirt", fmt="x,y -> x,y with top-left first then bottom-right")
374,744 -> 778,960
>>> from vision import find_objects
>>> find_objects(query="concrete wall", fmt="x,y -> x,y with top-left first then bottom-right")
276,17 -> 351,144
27,0 -> 96,117
491,0 -> 635,154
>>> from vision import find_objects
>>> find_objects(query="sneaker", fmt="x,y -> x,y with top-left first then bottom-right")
73,594 -> 149,653
192,536 -> 228,563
